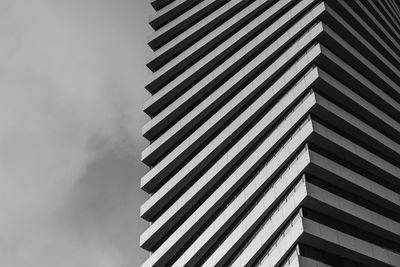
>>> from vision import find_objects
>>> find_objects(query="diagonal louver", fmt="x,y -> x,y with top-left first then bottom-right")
141,0 -> 400,266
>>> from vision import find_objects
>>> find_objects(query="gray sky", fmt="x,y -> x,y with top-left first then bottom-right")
0,0 -> 151,266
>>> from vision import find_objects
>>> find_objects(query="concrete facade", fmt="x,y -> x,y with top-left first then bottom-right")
141,0 -> 400,266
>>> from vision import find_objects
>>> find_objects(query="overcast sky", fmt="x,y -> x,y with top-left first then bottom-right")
0,1 -> 151,266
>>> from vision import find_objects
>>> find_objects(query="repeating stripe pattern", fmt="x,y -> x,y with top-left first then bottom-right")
141,0 -> 400,266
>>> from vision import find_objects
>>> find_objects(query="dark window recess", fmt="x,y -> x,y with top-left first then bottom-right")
308,142 -> 400,195
306,174 -> 400,223
302,207 -> 400,254
298,244 -> 369,267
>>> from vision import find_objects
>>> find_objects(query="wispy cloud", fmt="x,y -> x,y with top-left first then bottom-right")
0,0 -> 150,266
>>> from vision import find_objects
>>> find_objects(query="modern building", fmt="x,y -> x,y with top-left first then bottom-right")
140,0 -> 400,266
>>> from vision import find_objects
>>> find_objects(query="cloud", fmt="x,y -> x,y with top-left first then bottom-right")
0,0 -> 150,266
